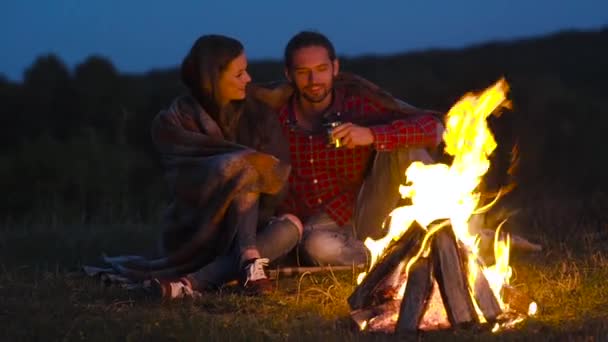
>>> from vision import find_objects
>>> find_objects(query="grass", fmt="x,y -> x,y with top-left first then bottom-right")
2,196 -> 608,341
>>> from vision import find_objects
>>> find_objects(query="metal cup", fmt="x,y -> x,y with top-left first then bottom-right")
323,121 -> 342,148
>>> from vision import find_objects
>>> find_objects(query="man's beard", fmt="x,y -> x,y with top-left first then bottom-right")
300,84 -> 332,103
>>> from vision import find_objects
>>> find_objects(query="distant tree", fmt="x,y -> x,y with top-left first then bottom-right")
22,54 -> 78,141
0,76 -> 24,149
125,69 -> 183,151
74,55 -> 126,143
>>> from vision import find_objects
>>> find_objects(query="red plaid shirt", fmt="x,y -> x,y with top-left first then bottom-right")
276,88 -> 441,226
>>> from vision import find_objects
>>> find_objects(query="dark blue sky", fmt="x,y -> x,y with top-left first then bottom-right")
2,0 -> 606,81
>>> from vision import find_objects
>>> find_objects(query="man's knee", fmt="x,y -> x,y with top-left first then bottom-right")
303,230 -> 343,264
387,147 -> 434,170
407,147 -> 434,164
302,230 -> 368,266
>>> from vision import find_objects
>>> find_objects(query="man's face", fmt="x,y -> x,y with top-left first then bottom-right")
285,46 -> 339,103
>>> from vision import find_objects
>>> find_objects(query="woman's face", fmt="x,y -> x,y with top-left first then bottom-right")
217,52 -> 251,106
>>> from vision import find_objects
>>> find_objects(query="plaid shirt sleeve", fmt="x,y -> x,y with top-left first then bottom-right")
370,114 -> 442,151
344,95 -> 443,151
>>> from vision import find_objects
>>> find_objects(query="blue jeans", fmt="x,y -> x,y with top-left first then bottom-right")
301,212 -> 369,266
188,214 -> 301,289
301,148 -> 434,266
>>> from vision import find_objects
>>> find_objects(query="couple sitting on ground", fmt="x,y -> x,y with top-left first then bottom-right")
105,31 -> 444,298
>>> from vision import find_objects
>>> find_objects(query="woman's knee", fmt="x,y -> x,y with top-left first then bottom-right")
275,213 -> 304,240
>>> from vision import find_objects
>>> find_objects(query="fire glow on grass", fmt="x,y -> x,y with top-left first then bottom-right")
357,78 -> 534,328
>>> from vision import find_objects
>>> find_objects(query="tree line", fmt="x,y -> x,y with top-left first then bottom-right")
1,27 -> 607,222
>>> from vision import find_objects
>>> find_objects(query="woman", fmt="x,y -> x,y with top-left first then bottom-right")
106,35 -> 303,296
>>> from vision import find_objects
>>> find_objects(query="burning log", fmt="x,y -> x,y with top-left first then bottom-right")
348,221 -> 521,332
470,257 -> 502,322
432,226 -> 478,327
350,300 -> 401,331
348,221 -> 426,310
395,257 -> 433,333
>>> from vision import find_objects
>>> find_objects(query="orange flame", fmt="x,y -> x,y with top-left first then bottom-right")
359,78 -> 524,328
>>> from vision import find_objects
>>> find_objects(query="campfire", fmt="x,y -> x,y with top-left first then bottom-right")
349,79 -> 537,334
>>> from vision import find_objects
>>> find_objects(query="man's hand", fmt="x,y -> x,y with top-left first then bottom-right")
331,123 -> 374,149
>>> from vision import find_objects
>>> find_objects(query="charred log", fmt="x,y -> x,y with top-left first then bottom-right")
432,226 -> 478,327
395,257 -> 434,333
348,221 -> 426,310
470,259 -> 502,322
350,300 -> 401,331
370,260 -> 406,305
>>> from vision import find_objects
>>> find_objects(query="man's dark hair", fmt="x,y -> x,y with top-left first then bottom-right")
284,31 -> 336,69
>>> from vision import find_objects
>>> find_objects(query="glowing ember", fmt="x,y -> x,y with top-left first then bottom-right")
357,78 -> 534,330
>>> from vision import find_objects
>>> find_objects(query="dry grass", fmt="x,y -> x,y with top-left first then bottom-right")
1,196 -> 608,341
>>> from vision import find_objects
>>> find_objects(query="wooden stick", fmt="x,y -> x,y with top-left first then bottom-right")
396,257 -> 434,333
432,226 -> 478,327
267,265 -> 362,278
348,221 -> 426,310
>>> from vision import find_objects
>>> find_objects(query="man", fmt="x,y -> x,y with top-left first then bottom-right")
263,31 -> 444,266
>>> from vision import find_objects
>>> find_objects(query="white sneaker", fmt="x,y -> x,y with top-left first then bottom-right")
241,258 -> 272,295
243,258 -> 269,285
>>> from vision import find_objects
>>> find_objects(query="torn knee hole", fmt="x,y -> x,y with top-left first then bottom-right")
276,213 -> 304,238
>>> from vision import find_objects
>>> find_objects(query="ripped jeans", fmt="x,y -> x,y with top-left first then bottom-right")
187,213 -> 302,290
301,212 -> 369,266
301,148 -> 434,266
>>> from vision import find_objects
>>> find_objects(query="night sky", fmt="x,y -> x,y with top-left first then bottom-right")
1,0 -> 606,81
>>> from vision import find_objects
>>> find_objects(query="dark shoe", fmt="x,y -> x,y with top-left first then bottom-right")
241,258 -> 273,295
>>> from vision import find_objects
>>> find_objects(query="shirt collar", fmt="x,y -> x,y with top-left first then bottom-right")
283,86 -> 346,131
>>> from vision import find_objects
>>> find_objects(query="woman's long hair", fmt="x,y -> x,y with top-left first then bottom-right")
180,34 -> 245,140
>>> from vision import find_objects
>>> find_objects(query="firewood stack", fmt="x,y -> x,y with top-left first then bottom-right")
348,220 -> 536,334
